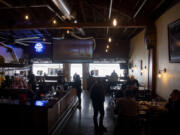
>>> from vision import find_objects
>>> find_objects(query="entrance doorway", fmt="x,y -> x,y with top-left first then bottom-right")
70,64 -> 83,81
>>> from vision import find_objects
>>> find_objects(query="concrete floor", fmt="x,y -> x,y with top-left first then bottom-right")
59,91 -> 115,135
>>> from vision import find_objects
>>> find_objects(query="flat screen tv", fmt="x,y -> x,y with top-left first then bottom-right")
29,43 -> 52,59
53,39 -> 95,62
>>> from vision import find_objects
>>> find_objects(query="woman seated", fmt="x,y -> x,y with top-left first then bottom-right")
165,89 -> 180,134
114,90 -> 138,135
126,75 -> 139,90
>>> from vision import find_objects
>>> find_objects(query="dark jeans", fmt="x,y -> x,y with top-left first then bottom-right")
92,102 -> 104,127
77,91 -> 81,106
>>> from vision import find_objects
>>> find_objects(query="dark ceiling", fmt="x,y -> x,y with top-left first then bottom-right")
0,0 -> 179,47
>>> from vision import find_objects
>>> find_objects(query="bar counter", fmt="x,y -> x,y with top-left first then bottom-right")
0,88 -> 77,135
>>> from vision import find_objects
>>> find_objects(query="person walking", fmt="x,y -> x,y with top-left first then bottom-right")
90,79 -> 107,132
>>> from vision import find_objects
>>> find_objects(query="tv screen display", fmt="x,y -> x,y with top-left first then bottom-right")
29,43 -> 52,59
53,39 -> 94,62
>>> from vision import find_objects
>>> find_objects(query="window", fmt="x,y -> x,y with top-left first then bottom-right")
70,64 -> 82,81
89,64 -> 124,77
33,64 -> 63,76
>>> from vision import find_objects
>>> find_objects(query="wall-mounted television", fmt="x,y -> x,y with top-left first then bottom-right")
29,43 -> 52,59
53,39 -> 95,63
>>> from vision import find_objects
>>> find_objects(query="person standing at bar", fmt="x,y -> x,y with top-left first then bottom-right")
28,71 -> 36,92
73,73 -> 82,109
0,72 -> 5,88
90,78 -> 107,132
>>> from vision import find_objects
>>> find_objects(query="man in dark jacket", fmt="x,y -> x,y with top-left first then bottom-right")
90,79 -> 107,132
73,73 -> 82,108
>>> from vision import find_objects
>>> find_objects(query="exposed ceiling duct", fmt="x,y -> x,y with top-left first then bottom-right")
52,0 -> 72,20
52,0 -> 85,35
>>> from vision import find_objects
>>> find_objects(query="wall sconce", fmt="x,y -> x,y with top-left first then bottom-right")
158,68 -> 167,78
133,65 -> 137,70
140,60 -> 143,75
131,67 -> 134,72
140,69 -> 143,76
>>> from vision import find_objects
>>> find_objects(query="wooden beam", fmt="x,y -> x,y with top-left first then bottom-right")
151,0 -> 179,20
93,9 -> 97,22
79,0 -> 87,22
0,22 -> 146,31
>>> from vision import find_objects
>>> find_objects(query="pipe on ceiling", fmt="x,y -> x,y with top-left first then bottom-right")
0,42 -> 18,62
107,0 -> 113,35
133,0 -> 148,18
108,0 -> 113,19
52,0 -> 85,36
52,0 -> 72,20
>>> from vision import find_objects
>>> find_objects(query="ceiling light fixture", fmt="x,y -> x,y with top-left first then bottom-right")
43,38 -> 46,41
108,37 -> 112,42
66,30 -> 70,34
74,20 -> 78,23
106,45 -> 110,49
105,49 -> 108,53
53,19 -> 57,24
113,18 -> 117,26
25,15 -> 29,20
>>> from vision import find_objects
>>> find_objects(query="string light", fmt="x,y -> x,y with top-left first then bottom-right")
113,18 -> 117,26
105,49 -> 108,53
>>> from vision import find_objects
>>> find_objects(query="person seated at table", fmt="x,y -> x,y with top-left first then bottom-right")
108,70 -> 118,94
126,75 -> 139,90
165,89 -> 180,114
114,89 -> 138,135
0,72 -> 5,88
165,89 -> 180,134
110,70 -> 118,82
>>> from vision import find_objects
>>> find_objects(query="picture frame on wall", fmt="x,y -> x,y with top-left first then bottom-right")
168,18 -> 180,63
